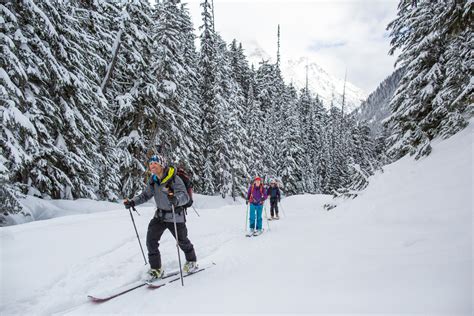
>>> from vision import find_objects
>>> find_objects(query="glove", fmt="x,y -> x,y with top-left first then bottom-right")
185,198 -> 193,208
167,191 -> 178,206
124,199 -> 135,209
278,198 -> 281,203
245,200 -> 249,205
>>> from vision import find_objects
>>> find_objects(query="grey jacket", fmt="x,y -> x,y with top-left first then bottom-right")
132,167 -> 189,223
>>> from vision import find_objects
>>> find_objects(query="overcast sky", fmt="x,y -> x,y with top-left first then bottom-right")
184,0 -> 400,94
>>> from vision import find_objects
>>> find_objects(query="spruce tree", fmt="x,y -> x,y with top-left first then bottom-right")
2,0 -> 110,200
108,0 -> 159,198
387,0 -> 473,160
198,0 -> 219,194
278,85 -> 305,194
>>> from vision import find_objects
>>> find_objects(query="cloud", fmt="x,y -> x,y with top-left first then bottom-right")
308,40 -> 346,52
185,0 -> 400,93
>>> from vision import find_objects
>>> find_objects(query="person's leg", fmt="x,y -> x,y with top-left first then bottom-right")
167,222 -> 197,262
270,199 -> 276,217
146,217 -> 167,269
256,205 -> 263,230
249,204 -> 256,230
274,200 -> 279,217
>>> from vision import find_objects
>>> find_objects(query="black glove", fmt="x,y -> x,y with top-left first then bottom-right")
245,200 -> 249,205
185,198 -> 193,208
124,199 -> 135,209
168,192 -> 178,206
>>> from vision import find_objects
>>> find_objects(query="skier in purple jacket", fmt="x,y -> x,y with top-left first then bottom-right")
246,177 -> 268,236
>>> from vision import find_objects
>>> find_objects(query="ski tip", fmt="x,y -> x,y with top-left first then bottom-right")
146,282 -> 166,289
87,295 -> 108,303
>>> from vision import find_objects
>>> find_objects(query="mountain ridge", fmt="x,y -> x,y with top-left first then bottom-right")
245,42 -> 367,112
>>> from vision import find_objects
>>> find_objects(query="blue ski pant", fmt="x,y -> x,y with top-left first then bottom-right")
249,204 -> 263,230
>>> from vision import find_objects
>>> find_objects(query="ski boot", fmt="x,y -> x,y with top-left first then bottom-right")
146,268 -> 164,282
183,261 -> 199,274
246,229 -> 255,237
253,229 -> 263,236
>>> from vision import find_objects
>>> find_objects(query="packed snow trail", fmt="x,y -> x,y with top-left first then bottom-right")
0,123 -> 472,315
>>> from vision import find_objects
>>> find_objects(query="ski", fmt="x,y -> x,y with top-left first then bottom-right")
146,262 -> 216,289
88,270 -> 181,303
245,230 -> 264,237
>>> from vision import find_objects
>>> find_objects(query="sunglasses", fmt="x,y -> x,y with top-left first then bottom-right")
149,155 -> 165,164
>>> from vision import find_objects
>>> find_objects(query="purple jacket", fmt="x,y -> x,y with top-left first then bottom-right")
247,184 -> 268,205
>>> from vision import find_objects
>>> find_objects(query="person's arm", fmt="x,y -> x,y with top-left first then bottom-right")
247,186 -> 252,201
132,182 -> 154,206
172,176 -> 189,207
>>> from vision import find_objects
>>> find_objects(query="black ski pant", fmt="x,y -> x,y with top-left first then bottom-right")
270,198 -> 279,217
146,217 -> 197,270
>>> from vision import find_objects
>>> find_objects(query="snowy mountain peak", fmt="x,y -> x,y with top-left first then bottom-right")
282,57 -> 367,112
246,43 -> 367,112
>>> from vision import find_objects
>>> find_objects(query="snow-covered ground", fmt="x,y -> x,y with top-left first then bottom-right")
1,124 -> 472,315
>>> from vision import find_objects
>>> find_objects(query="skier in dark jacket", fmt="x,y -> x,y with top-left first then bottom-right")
124,154 -> 197,281
267,179 -> 281,220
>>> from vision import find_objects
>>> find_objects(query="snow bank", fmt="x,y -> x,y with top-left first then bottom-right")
16,196 -> 122,223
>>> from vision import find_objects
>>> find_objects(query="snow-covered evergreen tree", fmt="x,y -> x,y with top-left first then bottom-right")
324,102 -> 349,194
243,82 -> 265,180
229,40 -> 252,100
308,95 -> 326,193
339,119 -> 377,197
107,0 -> 160,198
151,0 -> 199,166
386,0 -> 473,160
254,60 -> 280,178
297,88 -> 315,192
2,0 -> 110,200
278,85 -> 305,194
198,0 -> 219,194
176,3 -> 203,188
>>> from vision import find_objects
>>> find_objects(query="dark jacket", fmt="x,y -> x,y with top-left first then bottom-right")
267,186 -> 281,201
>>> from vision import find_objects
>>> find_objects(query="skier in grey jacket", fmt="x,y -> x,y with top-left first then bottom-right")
124,154 -> 197,280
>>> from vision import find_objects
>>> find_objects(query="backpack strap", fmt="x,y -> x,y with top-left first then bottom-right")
161,167 -> 176,185
249,183 -> 255,202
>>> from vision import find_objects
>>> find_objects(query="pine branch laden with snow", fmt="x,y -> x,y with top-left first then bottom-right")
0,184 -> 26,225
386,0 -> 473,160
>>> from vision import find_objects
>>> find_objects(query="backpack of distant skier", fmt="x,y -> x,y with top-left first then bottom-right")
176,168 -> 193,208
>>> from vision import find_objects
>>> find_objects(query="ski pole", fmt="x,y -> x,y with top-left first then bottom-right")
279,201 -> 286,217
191,205 -> 200,217
130,206 -> 147,265
245,203 -> 249,231
171,202 -> 184,286
263,202 -> 270,231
